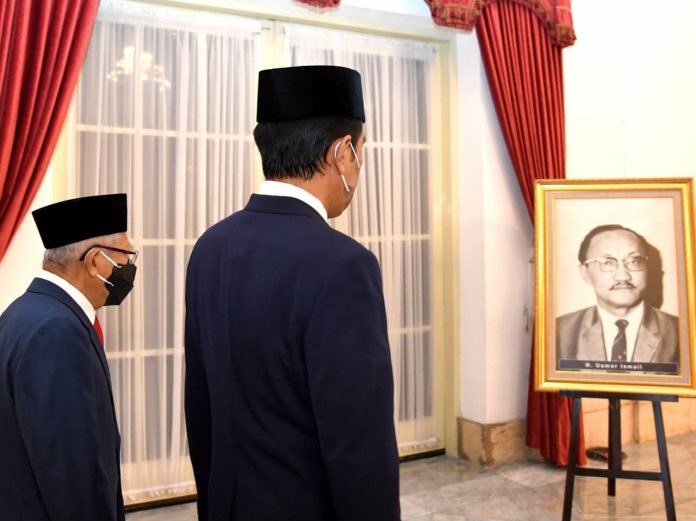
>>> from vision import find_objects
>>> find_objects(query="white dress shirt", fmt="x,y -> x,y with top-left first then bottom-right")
257,180 -> 328,223
37,270 -> 96,324
597,301 -> 644,362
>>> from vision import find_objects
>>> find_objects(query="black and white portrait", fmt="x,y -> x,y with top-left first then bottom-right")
555,223 -> 679,374
535,180 -> 696,394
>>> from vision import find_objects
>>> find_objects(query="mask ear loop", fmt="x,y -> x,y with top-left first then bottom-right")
97,250 -> 118,286
334,141 -> 351,193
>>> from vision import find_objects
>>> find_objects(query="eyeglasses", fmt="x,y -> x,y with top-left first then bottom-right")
583,255 -> 648,272
80,245 -> 139,265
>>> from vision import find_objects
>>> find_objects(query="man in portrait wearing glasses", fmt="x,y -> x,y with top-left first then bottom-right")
0,194 -> 137,521
556,224 -> 679,371
185,66 -> 400,521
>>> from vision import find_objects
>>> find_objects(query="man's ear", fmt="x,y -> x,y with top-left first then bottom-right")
326,135 -> 352,172
578,263 -> 592,285
83,248 -> 101,277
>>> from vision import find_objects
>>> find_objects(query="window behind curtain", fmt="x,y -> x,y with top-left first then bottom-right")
288,25 -> 440,454
73,0 -> 259,502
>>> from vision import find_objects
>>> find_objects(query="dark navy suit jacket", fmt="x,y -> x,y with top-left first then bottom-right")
0,278 -> 124,521
185,194 -> 400,521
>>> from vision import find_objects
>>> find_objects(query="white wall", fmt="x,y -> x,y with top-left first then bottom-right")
481,80 -> 533,424
341,0 -> 430,16
565,0 -> 696,180
0,168 -> 53,311
455,33 -> 533,425
456,33 -> 489,424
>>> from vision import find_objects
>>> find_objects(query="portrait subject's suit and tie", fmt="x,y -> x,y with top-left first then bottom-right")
556,305 -> 679,363
555,224 -> 680,370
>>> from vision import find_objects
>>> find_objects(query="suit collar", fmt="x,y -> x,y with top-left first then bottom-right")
36,270 -> 95,323
257,181 -> 328,222
245,193 -> 329,224
28,278 -> 93,329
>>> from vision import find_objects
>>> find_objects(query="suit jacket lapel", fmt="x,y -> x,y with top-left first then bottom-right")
578,307 -> 607,360
27,278 -> 116,403
632,306 -> 661,362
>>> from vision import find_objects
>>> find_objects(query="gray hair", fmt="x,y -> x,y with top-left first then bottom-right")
43,233 -> 122,268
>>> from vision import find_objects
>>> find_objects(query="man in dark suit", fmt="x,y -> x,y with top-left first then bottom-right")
185,66 -> 400,521
556,224 -> 679,369
0,194 -> 137,521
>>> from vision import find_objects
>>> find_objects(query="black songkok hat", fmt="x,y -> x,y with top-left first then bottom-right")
256,65 -> 365,123
32,194 -> 128,249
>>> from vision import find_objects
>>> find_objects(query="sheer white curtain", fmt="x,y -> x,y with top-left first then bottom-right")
289,26 -> 439,454
72,0 -> 259,502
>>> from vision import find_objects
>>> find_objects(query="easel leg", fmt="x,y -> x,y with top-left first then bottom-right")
562,396 -> 582,521
607,397 -> 622,496
653,401 -> 676,521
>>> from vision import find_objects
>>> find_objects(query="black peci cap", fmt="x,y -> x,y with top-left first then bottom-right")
256,65 -> 365,123
32,194 -> 128,249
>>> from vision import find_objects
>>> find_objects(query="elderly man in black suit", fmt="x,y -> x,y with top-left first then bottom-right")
184,66 -> 400,521
0,194 -> 137,521
557,224 -> 679,370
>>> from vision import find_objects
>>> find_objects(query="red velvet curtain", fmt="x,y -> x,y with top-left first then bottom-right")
475,2 -> 585,465
0,0 -> 99,262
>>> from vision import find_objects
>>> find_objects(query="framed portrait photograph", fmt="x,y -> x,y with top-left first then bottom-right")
534,178 -> 696,395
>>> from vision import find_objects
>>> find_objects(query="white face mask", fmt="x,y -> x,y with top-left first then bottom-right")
334,140 -> 362,193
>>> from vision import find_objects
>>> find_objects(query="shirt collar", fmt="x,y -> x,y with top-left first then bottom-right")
37,270 -> 96,324
257,180 -> 328,223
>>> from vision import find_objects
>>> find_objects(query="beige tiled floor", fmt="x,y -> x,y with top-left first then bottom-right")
127,430 -> 696,520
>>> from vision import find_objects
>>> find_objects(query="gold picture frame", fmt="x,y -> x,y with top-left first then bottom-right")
534,178 -> 696,395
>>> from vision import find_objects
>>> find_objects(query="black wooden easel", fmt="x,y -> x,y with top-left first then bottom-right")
560,390 -> 678,521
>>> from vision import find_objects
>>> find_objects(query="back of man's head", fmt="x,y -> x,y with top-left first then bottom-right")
254,65 -> 365,180
254,117 -> 363,180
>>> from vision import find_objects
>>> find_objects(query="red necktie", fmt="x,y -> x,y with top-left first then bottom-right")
93,316 -> 105,346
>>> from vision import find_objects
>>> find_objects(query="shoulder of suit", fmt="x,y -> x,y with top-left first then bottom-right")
6,311 -> 92,367
321,225 -> 370,251
36,313 -> 90,339
649,306 -> 679,324
557,306 -> 594,325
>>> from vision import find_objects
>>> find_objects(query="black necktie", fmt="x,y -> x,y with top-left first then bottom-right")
611,319 -> 628,361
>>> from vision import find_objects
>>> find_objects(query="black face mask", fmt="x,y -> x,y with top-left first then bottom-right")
98,251 -> 137,306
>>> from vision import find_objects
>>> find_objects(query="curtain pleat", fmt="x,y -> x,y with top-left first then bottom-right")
475,1 -> 585,466
0,0 -> 99,261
